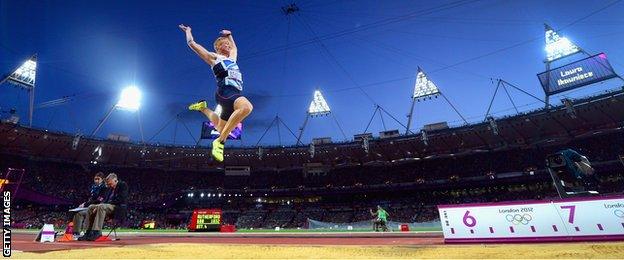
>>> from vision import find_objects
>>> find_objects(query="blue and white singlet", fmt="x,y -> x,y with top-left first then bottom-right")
211,54 -> 243,91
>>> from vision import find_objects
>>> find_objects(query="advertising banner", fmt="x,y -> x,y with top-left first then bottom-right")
537,53 -> 617,95
438,196 -> 624,243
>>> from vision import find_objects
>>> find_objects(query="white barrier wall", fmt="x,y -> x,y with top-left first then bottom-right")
437,196 -> 624,243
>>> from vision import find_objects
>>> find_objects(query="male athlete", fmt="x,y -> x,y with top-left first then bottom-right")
370,205 -> 389,232
179,24 -> 253,162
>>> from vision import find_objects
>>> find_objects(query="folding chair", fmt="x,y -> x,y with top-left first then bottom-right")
96,205 -> 127,242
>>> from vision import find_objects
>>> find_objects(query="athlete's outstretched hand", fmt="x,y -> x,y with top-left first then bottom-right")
220,29 -> 231,36
179,24 -> 192,33
179,24 -> 194,44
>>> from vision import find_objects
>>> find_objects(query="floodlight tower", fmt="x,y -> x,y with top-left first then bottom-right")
91,86 -> 145,142
543,24 -> 581,108
0,55 -> 38,126
405,67 -> 441,135
296,89 -> 336,144
403,67 -> 473,146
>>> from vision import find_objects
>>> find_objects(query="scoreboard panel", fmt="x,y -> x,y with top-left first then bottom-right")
188,209 -> 222,232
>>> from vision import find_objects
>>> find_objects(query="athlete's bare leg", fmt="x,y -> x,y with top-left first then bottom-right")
216,118 -> 226,133
217,96 -> 252,143
200,108 -> 220,127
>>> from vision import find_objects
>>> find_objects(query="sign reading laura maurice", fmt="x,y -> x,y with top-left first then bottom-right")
437,196 -> 624,243
538,53 -> 617,95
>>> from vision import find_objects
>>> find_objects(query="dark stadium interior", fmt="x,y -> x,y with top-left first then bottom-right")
1,89 -> 623,230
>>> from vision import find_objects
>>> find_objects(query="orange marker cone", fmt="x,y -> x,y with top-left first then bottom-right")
94,235 -> 111,242
57,233 -> 73,242
58,221 -> 74,242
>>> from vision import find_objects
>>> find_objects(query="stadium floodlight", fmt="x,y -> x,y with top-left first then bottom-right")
308,90 -> 331,116
298,89 -> 339,144
1,55 -> 38,126
8,59 -> 37,88
413,67 -> 440,100
406,67 -> 441,134
91,85 -> 145,141
544,24 -> 580,62
116,86 -> 142,111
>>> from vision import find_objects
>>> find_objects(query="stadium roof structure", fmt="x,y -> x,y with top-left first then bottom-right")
1,89 -> 623,170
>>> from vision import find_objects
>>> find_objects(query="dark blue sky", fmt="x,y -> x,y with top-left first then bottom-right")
1,0 -> 623,147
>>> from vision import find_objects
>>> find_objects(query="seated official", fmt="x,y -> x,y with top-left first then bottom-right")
73,172 -> 107,237
80,173 -> 128,241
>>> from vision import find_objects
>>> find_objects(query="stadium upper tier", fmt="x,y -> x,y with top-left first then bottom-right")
1,89 -> 623,170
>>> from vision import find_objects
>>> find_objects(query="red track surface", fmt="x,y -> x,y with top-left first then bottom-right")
12,233 -> 444,253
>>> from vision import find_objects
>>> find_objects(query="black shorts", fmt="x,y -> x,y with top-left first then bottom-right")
215,85 -> 242,121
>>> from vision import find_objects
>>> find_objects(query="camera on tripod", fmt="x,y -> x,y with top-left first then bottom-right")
546,149 -> 598,198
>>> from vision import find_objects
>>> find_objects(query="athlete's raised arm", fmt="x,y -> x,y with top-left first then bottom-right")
179,24 -> 217,66
220,29 -> 237,61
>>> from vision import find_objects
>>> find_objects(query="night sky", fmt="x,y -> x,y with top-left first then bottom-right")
1,0 -> 623,147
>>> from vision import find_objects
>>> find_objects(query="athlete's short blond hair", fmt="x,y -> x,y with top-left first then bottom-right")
213,36 -> 231,52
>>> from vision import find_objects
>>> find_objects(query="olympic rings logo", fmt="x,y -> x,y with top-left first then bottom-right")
505,214 -> 532,225
615,209 -> 624,219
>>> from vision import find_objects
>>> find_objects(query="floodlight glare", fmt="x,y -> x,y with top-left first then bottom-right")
308,90 -> 331,115
116,86 -> 142,111
544,25 -> 580,62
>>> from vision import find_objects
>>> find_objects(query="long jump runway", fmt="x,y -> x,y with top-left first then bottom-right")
12,231 -> 624,258
12,231 -> 444,253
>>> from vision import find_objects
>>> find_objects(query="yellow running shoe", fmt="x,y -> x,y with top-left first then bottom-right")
212,139 -> 224,162
188,100 -> 207,111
